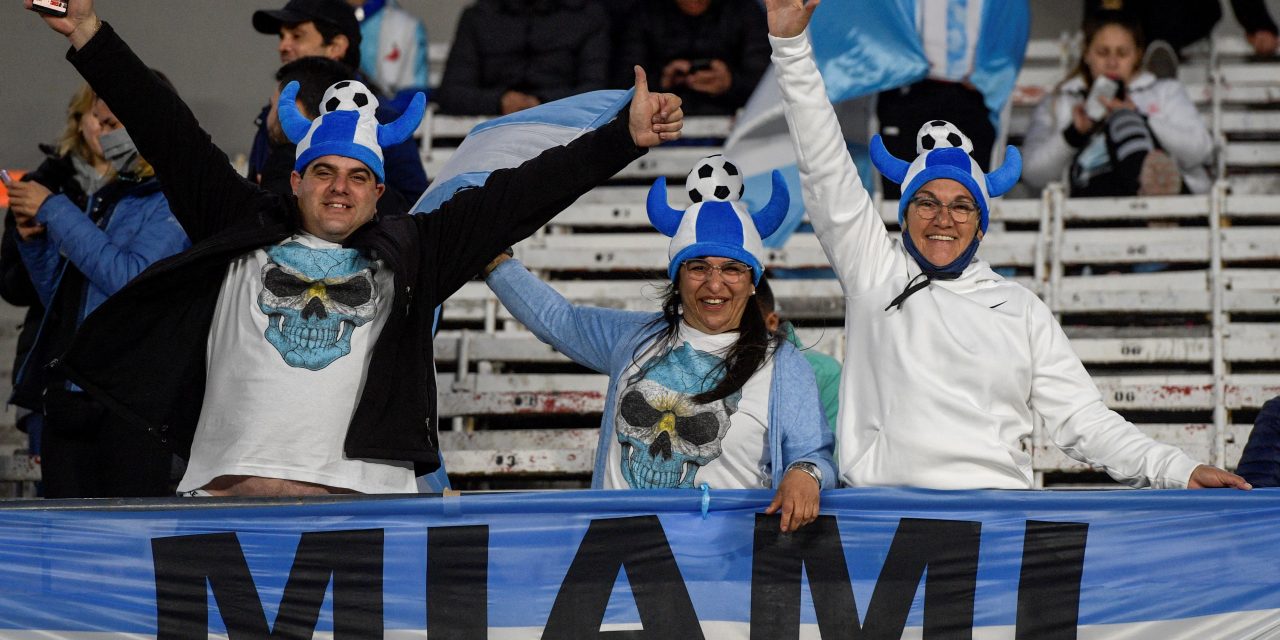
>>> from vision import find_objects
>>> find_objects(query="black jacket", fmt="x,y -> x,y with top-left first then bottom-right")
615,0 -> 770,116
435,0 -> 611,115
58,22 -> 643,474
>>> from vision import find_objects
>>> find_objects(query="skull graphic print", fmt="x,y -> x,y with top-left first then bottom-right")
258,242 -> 378,370
616,342 -> 740,489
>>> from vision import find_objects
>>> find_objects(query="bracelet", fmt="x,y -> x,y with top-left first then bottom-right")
787,461 -> 822,488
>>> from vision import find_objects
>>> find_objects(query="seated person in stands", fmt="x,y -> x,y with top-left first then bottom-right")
615,0 -> 771,116
346,0 -> 431,113
1022,12 -> 1213,197
1082,0 -> 1277,61
1236,396 -> 1280,487
482,156 -> 834,532
27,0 -> 683,497
765,0 -> 1247,490
435,0 -> 610,115
7,80 -> 189,499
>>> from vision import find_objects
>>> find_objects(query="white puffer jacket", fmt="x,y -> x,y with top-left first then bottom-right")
1021,72 -> 1214,193
770,31 -> 1201,490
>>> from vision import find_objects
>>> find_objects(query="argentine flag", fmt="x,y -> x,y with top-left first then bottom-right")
411,89 -> 634,492
412,89 -> 634,215
731,0 -> 1027,247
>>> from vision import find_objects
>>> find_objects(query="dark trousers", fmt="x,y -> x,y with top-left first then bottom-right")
40,390 -> 173,498
876,80 -> 996,198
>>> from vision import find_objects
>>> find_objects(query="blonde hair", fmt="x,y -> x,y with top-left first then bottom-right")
55,84 -> 155,180
56,83 -> 100,163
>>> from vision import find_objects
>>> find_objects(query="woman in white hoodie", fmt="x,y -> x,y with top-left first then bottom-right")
761,0 -> 1247,491
1021,12 -> 1213,195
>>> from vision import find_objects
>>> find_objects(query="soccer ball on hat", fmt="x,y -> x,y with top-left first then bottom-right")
685,154 -> 744,204
916,120 -> 973,155
320,80 -> 379,117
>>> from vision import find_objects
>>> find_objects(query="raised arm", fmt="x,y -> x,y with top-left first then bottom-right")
33,1 -> 272,243
424,67 -> 684,301
765,0 -> 898,294
485,256 -> 652,374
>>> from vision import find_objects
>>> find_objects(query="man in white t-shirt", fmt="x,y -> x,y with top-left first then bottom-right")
31,0 -> 685,496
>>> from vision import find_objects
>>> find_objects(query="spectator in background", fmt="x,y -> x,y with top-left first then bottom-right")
876,0 -> 1029,198
251,0 -> 428,208
1237,397 -> 1280,487
435,0 -> 610,115
6,80 -> 189,499
1,85 -> 110,479
1084,0 -> 1278,66
346,0 -> 431,113
756,276 -> 840,431
1022,12 -> 1213,196
615,0 -> 771,116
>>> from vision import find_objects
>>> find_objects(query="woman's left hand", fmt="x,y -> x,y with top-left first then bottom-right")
1187,464 -> 1252,490
765,468 -> 821,532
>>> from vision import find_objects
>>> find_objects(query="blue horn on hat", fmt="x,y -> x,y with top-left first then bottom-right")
870,134 -> 910,185
646,177 -> 683,237
277,81 -> 314,145
752,170 -> 790,239
985,145 -> 1023,197
377,92 -> 427,147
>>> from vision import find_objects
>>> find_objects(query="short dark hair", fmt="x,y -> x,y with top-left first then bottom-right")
311,19 -> 361,71
276,56 -> 352,118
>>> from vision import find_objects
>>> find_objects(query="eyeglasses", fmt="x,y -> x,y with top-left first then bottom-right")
682,259 -> 752,284
909,196 -> 978,223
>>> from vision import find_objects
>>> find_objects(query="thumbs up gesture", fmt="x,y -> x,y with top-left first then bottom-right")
628,66 -> 683,148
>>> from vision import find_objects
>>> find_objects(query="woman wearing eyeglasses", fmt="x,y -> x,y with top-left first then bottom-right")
482,156 -> 835,532
763,0 -> 1247,491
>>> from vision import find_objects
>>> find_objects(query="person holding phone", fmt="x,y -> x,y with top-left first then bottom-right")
6,78 -> 190,499
1022,11 -> 1213,196
616,0 -> 771,116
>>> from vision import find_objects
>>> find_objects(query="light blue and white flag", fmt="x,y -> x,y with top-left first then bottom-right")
412,89 -> 634,215
730,0 -> 1028,248
412,89 -> 634,490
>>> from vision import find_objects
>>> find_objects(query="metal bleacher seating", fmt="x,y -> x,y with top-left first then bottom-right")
422,33 -> 1280,489
1,35 -> 1276,494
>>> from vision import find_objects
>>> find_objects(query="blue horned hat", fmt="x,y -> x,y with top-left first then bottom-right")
646,155 -> 789,286
870,120 -> 1022,236
278,79 -> 425,183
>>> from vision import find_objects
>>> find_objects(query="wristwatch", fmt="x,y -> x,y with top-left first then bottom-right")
787,461 -> 822,487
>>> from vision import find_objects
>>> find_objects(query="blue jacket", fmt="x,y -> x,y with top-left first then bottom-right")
14,177 -> 188,402
486,259 -> 837,489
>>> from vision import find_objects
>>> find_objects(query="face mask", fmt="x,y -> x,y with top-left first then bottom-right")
99,128 -> 140,175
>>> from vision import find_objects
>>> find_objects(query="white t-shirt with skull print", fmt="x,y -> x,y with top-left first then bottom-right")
178,233 -> 416,494
603,322 -> 774,491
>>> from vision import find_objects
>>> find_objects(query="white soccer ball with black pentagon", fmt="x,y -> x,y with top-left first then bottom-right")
320,80 -> 378,117
916,120 -> 973,155
685,154 -> 744,204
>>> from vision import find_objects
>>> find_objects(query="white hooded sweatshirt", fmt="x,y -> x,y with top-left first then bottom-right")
770,30 -> 1200,490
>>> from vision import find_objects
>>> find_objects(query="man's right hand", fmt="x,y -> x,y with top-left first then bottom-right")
25,0 -> 100,48
764,0 -> 821,39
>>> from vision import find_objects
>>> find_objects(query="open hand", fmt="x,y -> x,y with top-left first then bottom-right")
764,467 -> 821,532
628,66 -> 683,148
1188,464 -> 1251,490
764,0 -> 821,39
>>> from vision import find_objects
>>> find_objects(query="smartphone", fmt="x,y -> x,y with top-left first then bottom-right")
689,58 -> 713,74
29,0 -> 68,17
1084,76 -> 1119,121
0,170 -> 13,187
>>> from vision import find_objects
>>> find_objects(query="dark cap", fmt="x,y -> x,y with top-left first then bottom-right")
252,0 -> 361,45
